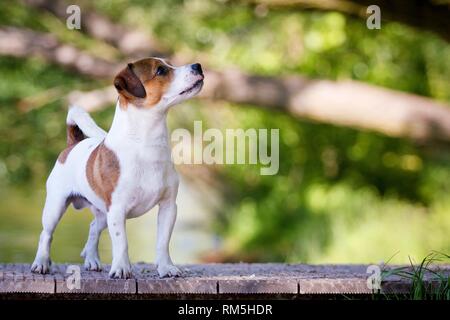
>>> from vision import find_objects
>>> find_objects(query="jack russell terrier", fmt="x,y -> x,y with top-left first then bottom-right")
31,58 -> 204,278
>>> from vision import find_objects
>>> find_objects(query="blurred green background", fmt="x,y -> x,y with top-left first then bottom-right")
0,0 -> 449,265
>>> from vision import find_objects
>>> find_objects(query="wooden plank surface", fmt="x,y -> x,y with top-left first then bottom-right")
0,263 -> 448,295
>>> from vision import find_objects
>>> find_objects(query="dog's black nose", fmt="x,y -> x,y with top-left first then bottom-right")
191,63 -> 203,75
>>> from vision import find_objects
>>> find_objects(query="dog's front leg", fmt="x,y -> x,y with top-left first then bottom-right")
107,206 -> 132,279
155,201 -> 182,277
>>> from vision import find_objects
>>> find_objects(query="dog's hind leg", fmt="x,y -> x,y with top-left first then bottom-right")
31,184 -> 69,274
81,207 -> 107,271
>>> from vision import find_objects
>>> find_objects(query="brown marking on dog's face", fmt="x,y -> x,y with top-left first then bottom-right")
113,58 -> 174,109
86,142 -> 120,210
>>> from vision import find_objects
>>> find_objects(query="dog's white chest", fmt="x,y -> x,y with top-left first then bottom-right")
123,158 -> 177,218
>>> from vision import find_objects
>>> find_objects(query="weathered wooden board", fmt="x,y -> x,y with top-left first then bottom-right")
0,263 -> 448,295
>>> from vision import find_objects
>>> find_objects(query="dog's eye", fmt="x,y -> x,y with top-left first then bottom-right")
156,66 -> 168,76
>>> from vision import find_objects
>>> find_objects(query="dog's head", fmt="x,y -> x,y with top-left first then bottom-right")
113,57 -> 204,109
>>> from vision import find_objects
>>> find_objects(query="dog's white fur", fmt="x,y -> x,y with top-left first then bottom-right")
31,58 -> 203,278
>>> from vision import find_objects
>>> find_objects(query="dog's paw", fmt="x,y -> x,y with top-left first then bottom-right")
84,255 -> 102,271
158,264 -> 182,278
109,262 -> 132,279
31,257 -> 51,274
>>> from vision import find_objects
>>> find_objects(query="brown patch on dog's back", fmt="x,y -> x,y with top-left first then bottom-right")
67,125 -> 85,146
86,142 -> 120,210
58,125 -> 86,164
58,144 -> 76,163
114,58 -> 174,109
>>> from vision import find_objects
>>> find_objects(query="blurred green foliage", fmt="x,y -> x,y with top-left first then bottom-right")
0,0 -> 449,264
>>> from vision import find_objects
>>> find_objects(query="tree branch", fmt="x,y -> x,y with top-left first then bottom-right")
0,27 -> 117,78
203,70 -> 450,143
249,0 -> 450,42
2,26 -> 450,144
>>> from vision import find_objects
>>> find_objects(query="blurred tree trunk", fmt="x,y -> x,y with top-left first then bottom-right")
203,70 -> 450,143
22,0 -> 168,57
249,0 -> 450,42
0,27 -> 116,78
2,25 -> 450,144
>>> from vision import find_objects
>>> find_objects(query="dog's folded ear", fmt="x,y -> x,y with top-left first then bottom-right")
114,63 -> 147,99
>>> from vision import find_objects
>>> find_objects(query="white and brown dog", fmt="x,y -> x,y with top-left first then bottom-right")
30,58 -> 204,278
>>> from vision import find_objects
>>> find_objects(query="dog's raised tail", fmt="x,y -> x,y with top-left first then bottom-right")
66,106 -> 107,146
